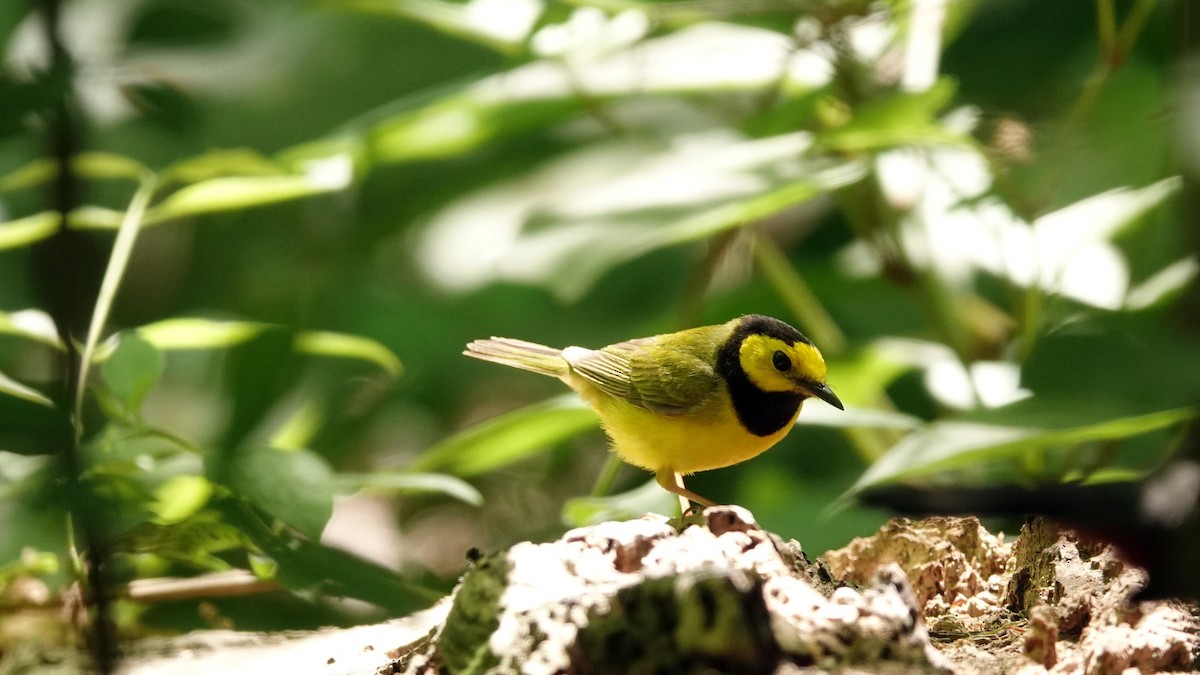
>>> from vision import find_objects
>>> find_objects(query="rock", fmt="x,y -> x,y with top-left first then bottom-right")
823,516 -> 1012,632
1003,517 -> 1133,635
1022,605 -> 1057,669
830,516 -> 1198,675
393,506 -> 952,674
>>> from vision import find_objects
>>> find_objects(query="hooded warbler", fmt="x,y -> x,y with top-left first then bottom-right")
465,314 -> 842,507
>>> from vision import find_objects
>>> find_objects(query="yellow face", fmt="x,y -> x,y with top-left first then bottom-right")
738,333 -> 828,393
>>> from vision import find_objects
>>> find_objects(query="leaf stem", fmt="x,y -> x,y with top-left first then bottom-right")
1096,0 -> 1117,56
590,454 -> 624,497
74,176 -> 157,429
1036,0 -> 1157,210
679,230 -> 739,328
1114,0 -> 1158,66
750,230 -> 846,355
1016,0 -> 1156,358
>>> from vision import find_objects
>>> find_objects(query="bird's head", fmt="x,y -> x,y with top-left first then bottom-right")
733,315 -> 843,410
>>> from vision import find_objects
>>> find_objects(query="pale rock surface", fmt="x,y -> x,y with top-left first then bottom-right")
396,506 -> 951,674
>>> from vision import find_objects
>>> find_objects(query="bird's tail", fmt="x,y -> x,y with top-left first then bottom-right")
463,337 -> 568,378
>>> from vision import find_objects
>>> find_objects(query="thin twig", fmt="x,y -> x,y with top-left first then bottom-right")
124,571 -> 282,603
590,454 -> 624,497
678,229 -> 739,327
750,230 -> 846,355
1096,0 -> 1117,57
1036,0 -> 1158,210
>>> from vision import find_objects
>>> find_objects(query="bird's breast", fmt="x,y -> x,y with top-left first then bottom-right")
574,383 -> 799,475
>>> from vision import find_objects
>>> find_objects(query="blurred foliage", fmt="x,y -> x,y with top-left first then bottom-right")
0,0 -> 1196,651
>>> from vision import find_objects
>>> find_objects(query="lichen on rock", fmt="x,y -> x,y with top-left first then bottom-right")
830,516 -> 1199,675
394,506 -> 950,674
389,513 -> 1199,675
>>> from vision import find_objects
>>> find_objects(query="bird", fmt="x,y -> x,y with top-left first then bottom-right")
464,314 -> 843,508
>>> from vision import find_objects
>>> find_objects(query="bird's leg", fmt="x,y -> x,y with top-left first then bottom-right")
656,469 -> 716,514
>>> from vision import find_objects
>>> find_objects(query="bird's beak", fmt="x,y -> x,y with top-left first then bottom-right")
805,382 -> 844,410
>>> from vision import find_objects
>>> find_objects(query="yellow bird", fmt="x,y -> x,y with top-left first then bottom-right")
464,314 -> 843,507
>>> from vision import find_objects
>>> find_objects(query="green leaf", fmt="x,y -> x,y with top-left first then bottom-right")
0,152 -> 146,193
275,136 -> 366,175
1066,466 -> 1147,484
338,471 -> 483,506
820,344 -> 916,410
1125,257 -> 1199,311
331,0 -> 538,54
0,451 -> 50,489
0,387 -> 72,455
67,206 -> 125,230
362,24 -> 825,167
0,309 -> 62,349
644,159 -> 869,247
210,445 -> 335,540
248,552 -> 278,579
136,319 -> 401,375
219,328 -> 303,450
411,395 -> 599,476
137,318 -> 267,350
160,148 -> 287,185
269,397 -> 325,450
0,158 -> 54,192
1021,323 -> 1200,408
849,402 -> 1196,493
73,152 -> 149,182
100,333 -> 164,414
295,331 -> 403,378
0,549 -> 59,585
0,371 -> 53,408
0,211 -> 59,250
372,95 -> 578,164
116,519 -> 248,570
216,497 -> 441,612
421,134 -> 868,301
145,174 -> 345,224
818,80 -> 968,152
797,405 -> 923,430
151,475 -> 215,525
1039,174 -> 1180,243
562,479 -> 677,527
545,157 -> 865,301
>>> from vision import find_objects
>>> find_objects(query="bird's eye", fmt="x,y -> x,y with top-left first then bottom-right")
772,350 -> 792,372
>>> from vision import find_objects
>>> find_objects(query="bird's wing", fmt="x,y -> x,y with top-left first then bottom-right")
566,337 -> 719,414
